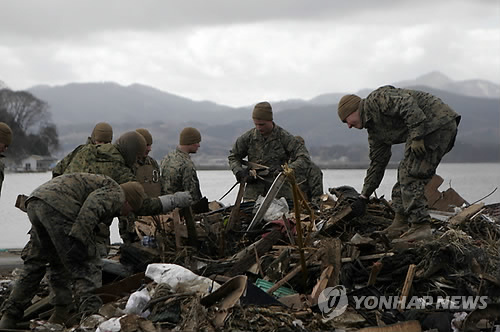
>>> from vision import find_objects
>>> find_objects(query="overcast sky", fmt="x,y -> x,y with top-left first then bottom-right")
1,0 -> 499,107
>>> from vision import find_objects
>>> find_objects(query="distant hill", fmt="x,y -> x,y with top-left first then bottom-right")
394,71 -> 500,99
3,72 -> 495,163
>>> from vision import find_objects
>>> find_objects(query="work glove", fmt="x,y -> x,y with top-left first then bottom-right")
268,165 -> 283,177
159,191 -> 193,213
410,139 -> 426,158
350,195 -> 368,217
67,236 -> 88,261
235,169 -> 249,183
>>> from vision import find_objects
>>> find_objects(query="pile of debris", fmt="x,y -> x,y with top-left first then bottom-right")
0,174 -> 499,332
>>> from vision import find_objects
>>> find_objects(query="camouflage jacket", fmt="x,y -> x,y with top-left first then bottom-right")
27,173 -> 124,242
60,143 -> 163,215
360,85 -> 460,197
52,144 -> 88,178
0,155 -> 5,196
228,124 -> 311,176
160,147 -> 202,201
296,162 -> 323,200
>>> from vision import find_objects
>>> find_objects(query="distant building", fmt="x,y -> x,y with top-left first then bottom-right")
19,155 -> 57,172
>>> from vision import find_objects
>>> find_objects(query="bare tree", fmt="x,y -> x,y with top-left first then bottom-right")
0,89 -> 49,132
0,89 -> 59,161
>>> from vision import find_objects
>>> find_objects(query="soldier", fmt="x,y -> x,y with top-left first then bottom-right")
1,131 -> 192,327
0,174 -> 146,327
52,122 -> 113,177
118,128 -> 162,243
228,101 -> 311,201
0,122 -> 13,196
337,85 -> 460,241
160,127 -> 203,202
294,136 -> 323,202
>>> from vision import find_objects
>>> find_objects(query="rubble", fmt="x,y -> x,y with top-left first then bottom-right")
1,174 -> 499,331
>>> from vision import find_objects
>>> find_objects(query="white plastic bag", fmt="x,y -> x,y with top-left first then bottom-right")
124,287 -> 151,317
253,196 -> 289,222
145,263 -> 220,295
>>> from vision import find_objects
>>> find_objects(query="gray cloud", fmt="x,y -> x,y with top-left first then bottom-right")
0,0 -> 498,106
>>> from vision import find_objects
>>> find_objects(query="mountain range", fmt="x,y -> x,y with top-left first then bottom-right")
2,72 -> 499,164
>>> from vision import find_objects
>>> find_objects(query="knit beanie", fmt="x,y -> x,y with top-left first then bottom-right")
338,95 -> 362,122
252,101 -> 273,121
179,127 -> 201,145
136,128 -> 153,145
0,122 -> 13,145
91,122 -> 113,143
120,181 -> 145,211
115,131 -> 147,167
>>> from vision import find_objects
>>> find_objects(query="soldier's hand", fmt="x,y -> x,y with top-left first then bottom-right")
410,139 -> 426,158
235,169 -> 249,183
67,237 -> 88,261
350,195 -> 368,217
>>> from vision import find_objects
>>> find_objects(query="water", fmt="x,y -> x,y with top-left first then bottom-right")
1,163 -> 499,249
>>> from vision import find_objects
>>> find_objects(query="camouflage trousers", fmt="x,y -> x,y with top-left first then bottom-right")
243,176 -> 294,202
1,200 -> 103,319
391,120 -> 458,224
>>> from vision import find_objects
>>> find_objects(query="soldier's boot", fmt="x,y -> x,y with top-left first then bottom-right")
0,313 -> 18,329
48,305 -> 70,325
380,213 -> 409,239
392,222 -> 432,243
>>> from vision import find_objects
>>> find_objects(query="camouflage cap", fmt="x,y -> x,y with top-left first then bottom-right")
120,181 -> 145,211
136,128 -> 153,145
115,131 -> 147,167
338,95 -> 361,122
179,127 -> 201,145
91,122 -> 113,143
0,122 -> 13,146
252,101 -> 273,121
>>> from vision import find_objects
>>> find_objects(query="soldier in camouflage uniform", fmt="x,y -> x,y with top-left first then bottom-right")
0,132 -> 192,327
294,136 -> 323,201
6,122 -> 114,326
0,122 -> 13,196
52,122 -> 113,177
118,128 -> 162,243
228,102 -> 311,201
337,85 -> 460,241
0,174 -> 146,327
160,127 -> 203,202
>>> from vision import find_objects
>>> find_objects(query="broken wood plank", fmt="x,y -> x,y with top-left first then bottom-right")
225,229 -> 282,277
398,264 -> 417,311
266,251 -> 318,295
310,265 -> 333,305
181,207 -> 199,249
319,238 -> 342,287
368,261 -> 383,286
172,208 -> 182,250
341,252 -> 394,263
449,203 -> 485,226
324,205 -> 352,231
226,181 -> 246,231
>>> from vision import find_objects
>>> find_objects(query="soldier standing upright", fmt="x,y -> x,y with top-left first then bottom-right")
337,85 -> 460,241
160,127 -> 203,202
228,101 -> 311,202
